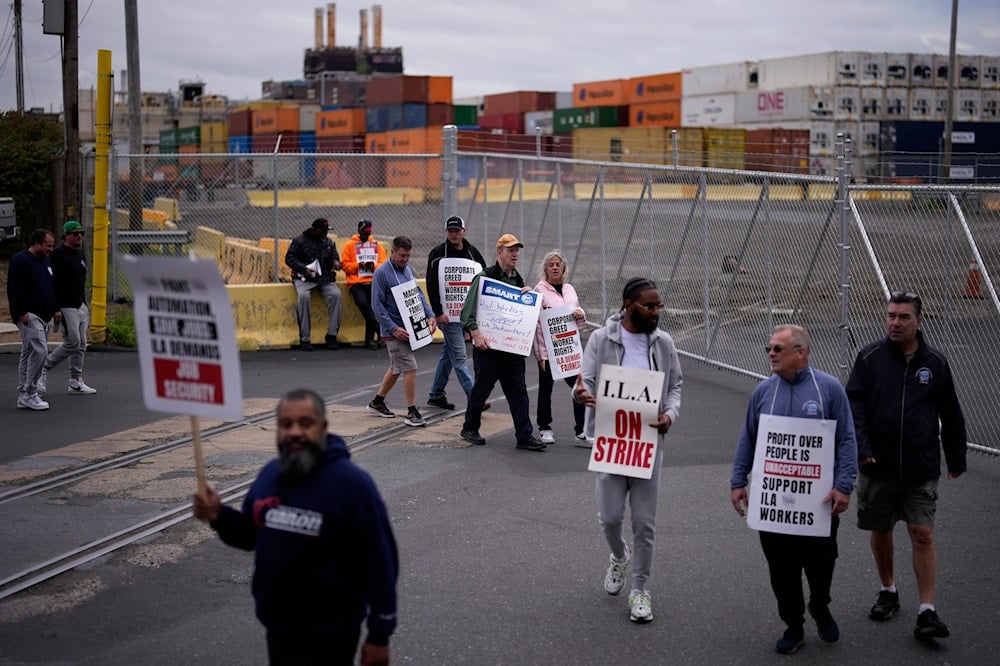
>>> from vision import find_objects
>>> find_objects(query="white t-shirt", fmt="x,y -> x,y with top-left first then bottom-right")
620,327 -> 650,370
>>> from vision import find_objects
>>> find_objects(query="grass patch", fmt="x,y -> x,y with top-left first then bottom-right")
106,305 -> 137,347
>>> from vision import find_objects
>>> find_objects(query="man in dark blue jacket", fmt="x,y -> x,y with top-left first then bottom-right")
193,388 -> 398,665
847,291 -> 966,640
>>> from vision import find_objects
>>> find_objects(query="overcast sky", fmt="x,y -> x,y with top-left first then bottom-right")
1,0 -> 998,112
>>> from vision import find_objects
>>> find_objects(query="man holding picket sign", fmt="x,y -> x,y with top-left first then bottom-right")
573,277 -> 683,624
729,324 -> 857,655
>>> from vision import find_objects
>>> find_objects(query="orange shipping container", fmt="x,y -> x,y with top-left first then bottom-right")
386,158 -> 442,189
251,109 -> 278,134
427,76 -> 453,105
368,128 -> 444,155
629,72 -> 682,103
178,144 -> 199,165
275,106 -> 300,133
316,109 -> 367,136
629,100 -> 682,127
573,79 -> 629,107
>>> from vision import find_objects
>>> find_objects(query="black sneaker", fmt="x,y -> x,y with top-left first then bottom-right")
427,396 -> 455,410
460,430 -> 486,445
809,604 -> 840,643
914,608 -> 950,639
366,400 -> 395,418
775,627 -> 805,654
404,408 -> 426,427
870,590 -> 900,621
365,341 -> 379,350
299,340 -> 314,352
516,437 -> 546,452
325,334 -> 339,350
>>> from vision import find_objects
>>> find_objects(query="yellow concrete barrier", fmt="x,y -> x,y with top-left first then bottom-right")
193,226 -> 225,262
769,185 -> 807,201
705,184 -> 762,201
221,239 -> 275,284
153,197 -> 181,222
808,184 -> 837,200
245,187 -> 426,208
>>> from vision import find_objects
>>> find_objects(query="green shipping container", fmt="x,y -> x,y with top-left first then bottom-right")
180,164 -> 200,180
159,128 -> 178,153
177,125 -> 201,146
554,106 -> 625,134
453,104 -> 478,126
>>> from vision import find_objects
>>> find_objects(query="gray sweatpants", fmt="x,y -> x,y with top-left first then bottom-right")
295,281 -> 342,342
595,446 -> 664,592
46,303 -> 89,380
17,314 -> 50,397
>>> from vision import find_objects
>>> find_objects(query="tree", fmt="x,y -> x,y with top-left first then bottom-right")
0,112 -> 64,254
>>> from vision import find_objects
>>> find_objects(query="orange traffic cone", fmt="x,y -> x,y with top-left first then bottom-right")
965,261 -> 984,299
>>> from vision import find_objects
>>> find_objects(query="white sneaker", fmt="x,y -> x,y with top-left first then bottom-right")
628,589 -> 653,623
539,429 -> 555,443
68,379 -> 97,395
604,543 -> 630,595
17,394 -> 50,411
37,368 -> 48,393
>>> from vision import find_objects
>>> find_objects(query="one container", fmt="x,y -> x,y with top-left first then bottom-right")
858,121 -> 881,156
956,90 -> 982,122
572,79 -> 629,107
315,133 -> 366,154
298,104 -> 321,133
933,54 -> 952,88
909,88 -> 936,120
734,86 -> 832,123
958,55 -> 982,88
885,89 -> 909,119
681,93 -> 736,127
366,75 -> 429,106
453,105 -> 478,126
227,135 -> 252,154
682,61 -> 757,97
628,71 -> 682,104
385,158 -> 442,189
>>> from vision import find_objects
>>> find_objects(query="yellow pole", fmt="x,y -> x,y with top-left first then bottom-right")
89,49 -> 112,342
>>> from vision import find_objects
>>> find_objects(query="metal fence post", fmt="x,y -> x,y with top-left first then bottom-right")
836,134 -> 852,376
442,124 -> 457,219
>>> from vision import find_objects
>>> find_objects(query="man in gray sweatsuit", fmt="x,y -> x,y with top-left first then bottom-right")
574,277 -> 683,624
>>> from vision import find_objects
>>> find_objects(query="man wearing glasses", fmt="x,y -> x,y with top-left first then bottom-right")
846,291 -> 967,640
730,324 -> 857,653
39,221 -> 97,396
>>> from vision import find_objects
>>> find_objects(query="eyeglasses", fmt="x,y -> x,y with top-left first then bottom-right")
634,301 -> 665,312
765,344 -> 802,354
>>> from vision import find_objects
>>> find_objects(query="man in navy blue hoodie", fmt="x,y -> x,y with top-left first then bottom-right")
193,388 -> 398,665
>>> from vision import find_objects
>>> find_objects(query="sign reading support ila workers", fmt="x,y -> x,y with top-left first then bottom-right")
474,277 -> 541,356
390,279 -> 433,350
587,364 -> 665,480
540,305 -> 583,380
438,258 -> 480,319
747,414 -> 835,537
121,256 -> 244,421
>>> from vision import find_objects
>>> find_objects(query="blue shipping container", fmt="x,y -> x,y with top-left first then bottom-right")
228,136 -> 252,154
299,132 -> 317,154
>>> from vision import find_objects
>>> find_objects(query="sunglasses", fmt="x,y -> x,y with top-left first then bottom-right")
765,344 -> 801,354
67,231 -> 84,236
634,301 -> 665,312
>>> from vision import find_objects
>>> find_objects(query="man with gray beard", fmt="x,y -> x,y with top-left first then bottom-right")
193,389 -> 398,665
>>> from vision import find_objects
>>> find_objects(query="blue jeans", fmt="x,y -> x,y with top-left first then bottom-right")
429,321 -> 474,398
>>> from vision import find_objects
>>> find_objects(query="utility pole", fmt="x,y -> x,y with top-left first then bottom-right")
62,0 -> 81,222
14,0 -> 24,112
125,0 -> 143,231
942,0 -> 959,183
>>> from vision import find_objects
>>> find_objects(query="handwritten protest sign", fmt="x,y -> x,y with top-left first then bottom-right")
356,241 -> 378,278
438,258 -> 480,319
747,414 -> 836,537
587,365 -> 665,479
391,279 -> 433,350
540,305 -> 583,380
474,277 -> 541,356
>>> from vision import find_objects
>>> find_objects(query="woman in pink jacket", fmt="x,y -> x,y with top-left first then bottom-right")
533,250 -> 587,444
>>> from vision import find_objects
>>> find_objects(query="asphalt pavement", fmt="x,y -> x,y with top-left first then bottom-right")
1,342 -> 998,665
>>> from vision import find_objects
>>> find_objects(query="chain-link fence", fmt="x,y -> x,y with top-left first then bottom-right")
102,135 -> 999,455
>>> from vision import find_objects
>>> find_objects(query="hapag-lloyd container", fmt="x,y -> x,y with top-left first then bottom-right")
572,79 -> 629,107
629,100 -> 681,127
628,72 -> 682,103
681,94 -> 736,126
757,51 -> 860,89
734,87 -> 833,123
682,61 -> 757,96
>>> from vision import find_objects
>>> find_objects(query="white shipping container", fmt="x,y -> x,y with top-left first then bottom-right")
910,53 -> 934,87
909,88 -> 936,120
298,104 -> 321,133
453,95 -> 484,112
810,122 -> 836,156
859,52 -> 887,86
958,55 -> 983,88
524,110 -> 554,135
758,51 -> 860,89
886,53 -> 910,87
885,89 -> 909,118
681,93 -> 736,126
682,62 -> 757,96
853,156 -> 882,182
859,121 -> 880,156
933,54 -> 951,88
933,90 -> 950,121
809,155 -> 835,176
982,57 -> 1000,90
734,86 -> 832,123
982,90 -> 1000,122
861,88 -> 885,119
834,87 -> 862,121
835,122 -> 860,152
555,91 -> 574,109
956,90 -> 981,122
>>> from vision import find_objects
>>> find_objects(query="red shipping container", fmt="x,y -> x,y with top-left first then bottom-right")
252,132 -> 303,153
366,75 -> 430,106
478,113 -> 524,133
228,109 -> 251,137
745,128 -> 809,174
315,134 -> 367,154
426,103 -> 455,127
483,91 -> 556,116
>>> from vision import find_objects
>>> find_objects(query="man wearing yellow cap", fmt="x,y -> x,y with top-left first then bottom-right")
459,233 -> 545,452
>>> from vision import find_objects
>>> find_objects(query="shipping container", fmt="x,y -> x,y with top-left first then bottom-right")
298,104 -> 321,133
317,109 -> 367,136
852,156 -> 882,182
681,93 -> 736,127
365,103 -> 439,133
959,55 -> 982,88
885,88 -> 908,119
983,56 -> 1000,90
553,106 -> 627,133
629,100 -> 681,127
200,121 -> 227,146
860,87 -> 885,119
956,90 -> 982,122
200,141 -> 227,154
910,53 -> 934,87
453,105 -> 478,126
299,132 -> 317,154
834,122 -> 860,152
859,52 -> 887,86
251,132 -> 305,154
252,155 -> 303,184
524,110 -> 554,135
885,53 -> 910,87
228,136 -> 252,154
555,91 -> 574,109
734,86 -> 832,123
982,91 -> 1000,122
228,109 -> 251,137
159,128 -> 179,153
478,113 -> 525,133
879,120 -> 1000,183
177,125 -> 201,146
482,91 -> 556,116
909,89 -> 936,120
810,122 -> 836,156
933,54 -> 952,88
682,61 -> 757,96
365,75 -> 452,106
834,87 -> 862,121
703,128 -> 745,170
858,121 -> 880,156
758,51 -> 860,89
315,133 -> 366,154
809,156 -> 835,177
366,129 -> 444,155
572,79 -> 629,107
385,158 -> 441,189
744,128 -> 809,173
628,72 -> 682,104
313,77 -> 368,108
572,127 -> 668,164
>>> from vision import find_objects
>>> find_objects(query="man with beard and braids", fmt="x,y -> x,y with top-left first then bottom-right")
573,277 -> 683,624
193,389 -> 398,666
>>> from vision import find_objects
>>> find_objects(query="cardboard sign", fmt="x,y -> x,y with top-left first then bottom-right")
390,279 -> 433,350
474,277 -> 541,356
121,256 -> 243,421
540,305 -> 583,380
588,364 -> 665,480
355,241 -> 379,278
438,258 -> 480,319
747,414 -> 836,537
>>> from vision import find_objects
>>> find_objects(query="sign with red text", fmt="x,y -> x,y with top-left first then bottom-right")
474,277 -> 541,356
747,414 -> 836,537
587,364 -> 665,479
540,305 -> 583,380
121,256 -> 244,421
391,279 -> 433,350
438,258 -> 481,319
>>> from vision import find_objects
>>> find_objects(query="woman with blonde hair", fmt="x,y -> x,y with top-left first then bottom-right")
533,250 -> 586,443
